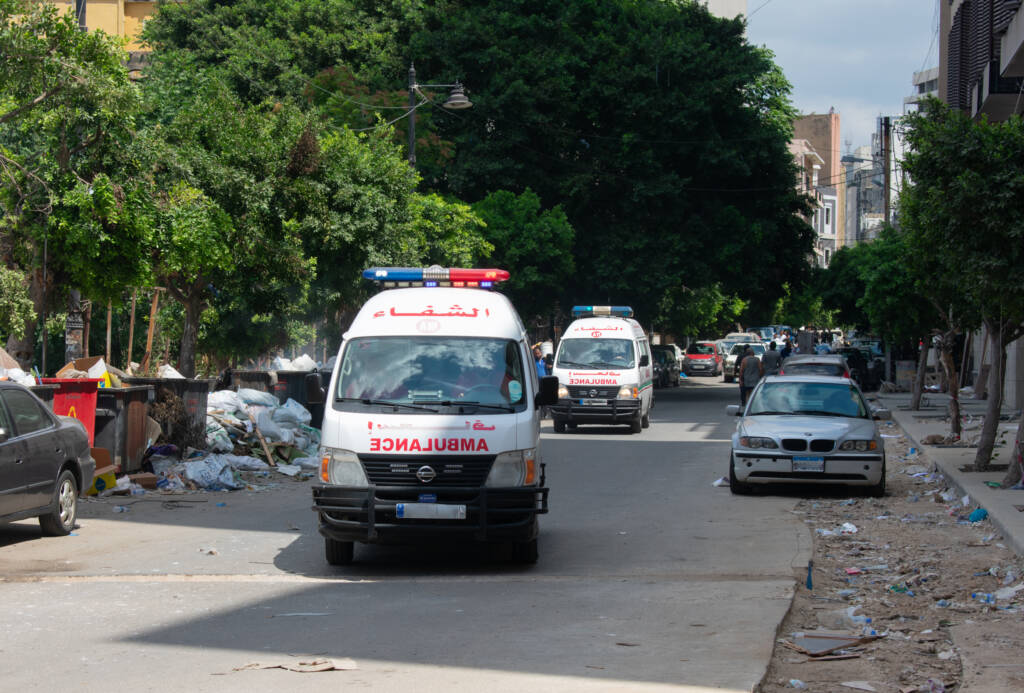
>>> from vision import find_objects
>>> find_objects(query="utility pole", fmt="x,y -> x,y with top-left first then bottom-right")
408,63 -> 417,167
883,116 -> 892,226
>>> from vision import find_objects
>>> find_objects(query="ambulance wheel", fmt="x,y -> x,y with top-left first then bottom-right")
567,422 -> 578,430
512,538 -> 539,564
553,419 -> 566,433
325,538 -> 354,565
629,412 -> 642,433
641,411 -> 650,428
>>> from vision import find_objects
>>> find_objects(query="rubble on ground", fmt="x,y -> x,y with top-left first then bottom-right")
757,424 -> 1024,693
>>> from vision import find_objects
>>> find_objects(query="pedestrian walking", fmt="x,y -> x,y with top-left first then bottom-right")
738,347 -> 764,406
762,341 -> 782,376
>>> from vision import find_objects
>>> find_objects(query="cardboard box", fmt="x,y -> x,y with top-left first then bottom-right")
128,472 -> 158,490
56,356 -> 112,388
88,465 -> 117,496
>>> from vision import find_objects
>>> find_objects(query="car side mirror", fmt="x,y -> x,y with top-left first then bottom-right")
305,372 -> 326,405
536,376 -> 559,407
872,408 -> 892,421
725,405 -> 742,417
639,354 -> 649,367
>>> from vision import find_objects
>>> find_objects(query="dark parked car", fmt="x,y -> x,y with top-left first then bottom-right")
652,346 -> 681,388
0,381 -> 95,536
834,347 -> 884,392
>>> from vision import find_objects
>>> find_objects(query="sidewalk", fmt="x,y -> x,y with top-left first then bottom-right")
873,390 -> 1024,556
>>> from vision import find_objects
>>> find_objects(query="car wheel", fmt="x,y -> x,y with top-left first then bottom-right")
553,419 -> 566,433
724,373 -> 733,383
629,411 -> 642,434
641,410 -> 650,428
865,460 -> 886,498
325,538 -> 354,565
39,469 -> 78,536
729,455 -> 753,495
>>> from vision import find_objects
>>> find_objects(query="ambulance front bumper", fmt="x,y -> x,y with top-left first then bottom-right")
550,398 -> 640,423
312,484 -> 548,544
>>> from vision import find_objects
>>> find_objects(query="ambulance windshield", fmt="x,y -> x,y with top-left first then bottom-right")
556,338 -> 635,369
336,337 -> 526,410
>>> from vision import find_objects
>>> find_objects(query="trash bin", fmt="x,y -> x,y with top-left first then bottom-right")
94,385 -> 153,473
122,377 -> 214,450
41,378 -> 102,445
29,384 -> 58,411
230,370 -> 277,392
275,369 -> 332,428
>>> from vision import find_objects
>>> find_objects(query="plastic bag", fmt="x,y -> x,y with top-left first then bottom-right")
183,456 -> 243,490
205,417 -> 234,453
208,389 -> 245,414
271,356 -> 293,370
157,363 -> 186,379
237,388 -> 279,407
207,453 -> 270,471
291,354 -> 317,371
256,409 -> 291,443
281,398 -> 312,424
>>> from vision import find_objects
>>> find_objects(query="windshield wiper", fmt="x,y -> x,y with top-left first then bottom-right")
557,360 -> 594,369
749,410 -> 794,416
431,400 -> 515,412
337,397 -> 438,413
591,361 -> 629,368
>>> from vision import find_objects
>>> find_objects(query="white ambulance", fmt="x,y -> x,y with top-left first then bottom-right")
550,306 -> 654,434
309,267 -> 559,565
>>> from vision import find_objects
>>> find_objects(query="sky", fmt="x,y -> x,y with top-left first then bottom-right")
745,0 -> 938,153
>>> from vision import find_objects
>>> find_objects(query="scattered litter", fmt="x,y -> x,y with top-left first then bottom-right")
112,505 -> 129,513
788,680 -> 807,689
840,683 -> 877,692
711,477 -> 729,487
785,631 -> 883,657
937,650 -> 956,660
839,522 -> 858,534
198,547 -> 219,556
968,508 -> 989,522
231,658 -> 357,673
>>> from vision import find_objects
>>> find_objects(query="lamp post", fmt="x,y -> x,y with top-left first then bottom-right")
407,62 -> 472,167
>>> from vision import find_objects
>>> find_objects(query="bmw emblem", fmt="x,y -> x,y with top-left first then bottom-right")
416,465 -> 437,483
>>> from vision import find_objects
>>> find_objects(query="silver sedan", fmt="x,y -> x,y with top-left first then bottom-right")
725,375 -> 889,496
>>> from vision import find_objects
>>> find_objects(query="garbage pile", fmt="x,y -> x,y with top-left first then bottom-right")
205,387 -> 320,470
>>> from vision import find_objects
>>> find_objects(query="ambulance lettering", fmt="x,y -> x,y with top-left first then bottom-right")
567,370 -> 621,385
369,438 -> 490,453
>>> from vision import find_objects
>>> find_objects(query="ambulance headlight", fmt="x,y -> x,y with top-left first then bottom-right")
485,449 -> 538,487
319,448 -> 368,487
557,385 -> 569,399
617,385 -> 639,399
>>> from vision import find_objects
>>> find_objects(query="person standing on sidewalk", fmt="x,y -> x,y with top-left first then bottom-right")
738,347 -> 764,406
762,341 -> 782,376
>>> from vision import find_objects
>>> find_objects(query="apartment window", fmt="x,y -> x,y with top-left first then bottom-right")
825,207 -> 831,226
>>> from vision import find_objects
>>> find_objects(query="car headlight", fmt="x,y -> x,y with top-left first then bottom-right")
739,436 -> 778,449
558,385 -> 569,399
839,440 -> 877,452
617,385 -> 639,399
485,449 -> 537,487
319,448 -> 369,487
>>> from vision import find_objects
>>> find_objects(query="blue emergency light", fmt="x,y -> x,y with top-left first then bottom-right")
363,266 -> 510,289
572,305 -> 634,318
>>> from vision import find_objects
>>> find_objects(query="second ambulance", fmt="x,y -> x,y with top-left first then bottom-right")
550,306 -> 654,434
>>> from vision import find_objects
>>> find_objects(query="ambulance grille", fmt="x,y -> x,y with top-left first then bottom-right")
568,386 -> 619,399
358,454 -> 495,487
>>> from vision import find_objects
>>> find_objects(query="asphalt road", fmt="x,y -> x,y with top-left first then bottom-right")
0,377 -> 809,693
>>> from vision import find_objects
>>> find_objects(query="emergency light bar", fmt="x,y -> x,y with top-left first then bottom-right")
572,305 -> 634,318
363,267 -> 510,289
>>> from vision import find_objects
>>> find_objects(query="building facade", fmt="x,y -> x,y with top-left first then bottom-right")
52,0 -> 159,76
904,66 -> 939,111
793,112 -> 846,249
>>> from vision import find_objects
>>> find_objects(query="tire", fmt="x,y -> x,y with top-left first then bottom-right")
325,537 -> 354,565
724,373 -> 733,383
729,454 -> 753,495
865,460 -> 886,498
39,470 -> 78,536
512,538 -> 539,564
629,411 -> 642,433
553,418 -> 566,433
641,410 -> 650,428
567,422 -> 578,430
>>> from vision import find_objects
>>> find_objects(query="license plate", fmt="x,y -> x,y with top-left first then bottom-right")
396,503 -> 466,520
580,398 -> 607,406
792,456 -> 825,473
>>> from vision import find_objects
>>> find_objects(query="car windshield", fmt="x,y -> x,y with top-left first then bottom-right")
556,338 -> 635,369
336,337 -> 525,409
687,343 -> 715,355
653,350 -> 671,364
748,381 -> 868,418
730,343 -> 765,357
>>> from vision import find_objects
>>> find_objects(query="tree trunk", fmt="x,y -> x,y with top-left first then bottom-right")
911,337 -> 930,410
5,267 -> 46,371
178,294 -> 202,378
1001,415 -> 1023,488
974,326 -> 1006,471
939,346 -> 961,438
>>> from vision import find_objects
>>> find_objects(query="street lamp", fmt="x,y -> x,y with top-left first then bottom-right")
407,62 -> 472,166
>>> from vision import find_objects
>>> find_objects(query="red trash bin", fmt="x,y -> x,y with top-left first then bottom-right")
41,378 -> 101,445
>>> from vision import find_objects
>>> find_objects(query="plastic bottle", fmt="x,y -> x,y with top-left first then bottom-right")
971,592 -> 995,604
112,505 -> 129,513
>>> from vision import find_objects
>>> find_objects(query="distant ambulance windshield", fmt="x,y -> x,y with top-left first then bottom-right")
336,337 -> 525,408
556,338 -> 635,369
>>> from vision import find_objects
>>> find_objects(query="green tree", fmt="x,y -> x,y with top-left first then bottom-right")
412,0 -> 813,321
900,99 -> 1024,475
471,189 -> 575,326
658,284 -> 746,339
0,265 -> 35,342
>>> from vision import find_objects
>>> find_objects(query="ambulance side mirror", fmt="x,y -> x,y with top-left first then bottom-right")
639,354 -> 649,367
536,376 -> 559,407
305,372 -> 326,405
